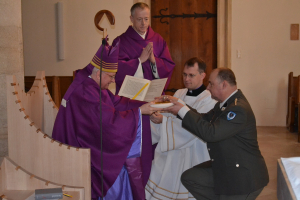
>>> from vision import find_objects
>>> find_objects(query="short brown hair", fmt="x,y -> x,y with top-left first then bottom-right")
217,68 -> 237,86
184,57 -> 206,73
131,2 -> 150,16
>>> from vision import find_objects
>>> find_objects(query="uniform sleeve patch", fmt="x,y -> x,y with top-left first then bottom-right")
227,111 -> 236,120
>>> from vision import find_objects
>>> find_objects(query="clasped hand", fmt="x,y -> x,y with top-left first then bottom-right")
140,42 -> 155,64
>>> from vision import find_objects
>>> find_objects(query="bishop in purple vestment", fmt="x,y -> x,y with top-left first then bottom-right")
52,38 -> 160,200
112,2 -> 175,94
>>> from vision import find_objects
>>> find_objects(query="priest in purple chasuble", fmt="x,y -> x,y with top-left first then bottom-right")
112,2 -> 175,95
52,38 -> 161,200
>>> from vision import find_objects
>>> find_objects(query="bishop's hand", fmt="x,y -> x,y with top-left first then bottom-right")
140,101 -> 162,115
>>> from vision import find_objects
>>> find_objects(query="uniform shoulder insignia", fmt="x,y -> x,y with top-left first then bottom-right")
227,111 -> 236,120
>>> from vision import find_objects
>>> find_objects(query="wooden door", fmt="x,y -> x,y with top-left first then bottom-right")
151,0 -> 217,94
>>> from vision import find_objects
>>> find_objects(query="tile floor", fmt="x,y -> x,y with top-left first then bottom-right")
256,126 -> 300,200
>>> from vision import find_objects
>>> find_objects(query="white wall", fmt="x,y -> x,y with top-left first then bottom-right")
22,0 -> 133,76
231,0 -> 300,126
22,0 -> 300,126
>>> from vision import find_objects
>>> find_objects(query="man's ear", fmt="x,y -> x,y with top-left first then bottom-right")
201,72 -> 206,80
130,15 -> 133,23
222,80 -> 228,89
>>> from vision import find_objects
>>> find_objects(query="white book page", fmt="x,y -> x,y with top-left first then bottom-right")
144,78 -> 168,102
118,75 -> 150,101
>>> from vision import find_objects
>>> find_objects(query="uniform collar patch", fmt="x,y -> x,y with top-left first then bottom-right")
227,111 -> 236,120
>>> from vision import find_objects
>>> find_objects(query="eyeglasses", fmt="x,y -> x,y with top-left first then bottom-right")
103,72 -> 116,80
182,73 -> 200,79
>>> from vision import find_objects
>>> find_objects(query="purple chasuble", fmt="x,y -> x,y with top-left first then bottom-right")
52,64 -> 152,199
112,26 -> 175,94
104,114 -> 143,200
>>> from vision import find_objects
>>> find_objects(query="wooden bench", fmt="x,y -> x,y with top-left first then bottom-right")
25,76 -> 73,108
286,72 -> 300,141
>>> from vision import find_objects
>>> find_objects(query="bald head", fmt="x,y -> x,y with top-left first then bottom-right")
216,68 -> 237,86
207,68 -> 237,102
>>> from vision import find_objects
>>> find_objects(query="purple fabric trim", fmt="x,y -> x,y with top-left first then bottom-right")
128,109 -> 142,158
125,157 -> 145,200
102,166 -> 133,200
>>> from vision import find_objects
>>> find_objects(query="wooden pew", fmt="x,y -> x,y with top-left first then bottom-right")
297,76 -> 300,142
286,72 -> 299,134
25,76 -> 73,108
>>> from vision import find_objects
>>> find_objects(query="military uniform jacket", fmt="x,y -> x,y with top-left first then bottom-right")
182,89 -> 269,195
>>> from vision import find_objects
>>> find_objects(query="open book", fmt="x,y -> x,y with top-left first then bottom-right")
118,75 -> 167,102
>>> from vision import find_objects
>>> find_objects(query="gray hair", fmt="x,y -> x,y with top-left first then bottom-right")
216,68 -> 237,86
130,2 -> 150,16
92,67 -> 99,74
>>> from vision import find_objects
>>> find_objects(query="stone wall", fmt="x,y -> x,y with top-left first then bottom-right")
0,0 -> 24,160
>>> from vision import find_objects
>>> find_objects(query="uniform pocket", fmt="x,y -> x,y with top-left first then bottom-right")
224,158 -> 252,192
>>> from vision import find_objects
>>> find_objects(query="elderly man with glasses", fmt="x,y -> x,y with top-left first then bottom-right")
52,39 -> 161,200
146,57 -> 216,200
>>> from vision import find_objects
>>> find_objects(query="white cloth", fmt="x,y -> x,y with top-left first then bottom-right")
146,88 -> 217,200
134,59 -> 159,79
134,58 -> 144,78
281,157 -> 300,199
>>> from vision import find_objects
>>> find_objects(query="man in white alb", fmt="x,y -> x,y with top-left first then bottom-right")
146,57 -> 217,199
